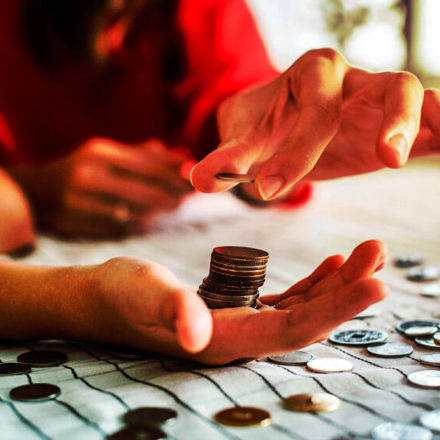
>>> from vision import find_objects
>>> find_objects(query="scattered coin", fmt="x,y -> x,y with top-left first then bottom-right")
268,351 -> 314,366
353,305 -> 382,319
404,326 -> 438,338
107,426 -> 166,440
419,410 -> 440,433
396,319 -> 440,336
215,173 -> 254,183
367,342 -> 413,358
420,353 -> 440,367
415,337 -> 440,350
123,407 -> 178,427
371,422 -> 432,440
407,370 -> 440,388
394,253 -> 424,268
284,393 -> 340,412
107,346 -> 150,360
0,363 -> 31,376
419,284 -> 440,297
10,383 -> 61,402
407,266 -> 439,282
306,357 -> 354,373
434,333 -> 440,344
329,329 -> 388,346
17,350 -> 67,367
214,406 -> 271,427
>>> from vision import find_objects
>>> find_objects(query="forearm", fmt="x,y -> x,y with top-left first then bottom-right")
0,261 -> 97,340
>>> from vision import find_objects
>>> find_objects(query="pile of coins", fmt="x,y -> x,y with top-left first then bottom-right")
197,246 -> 269,309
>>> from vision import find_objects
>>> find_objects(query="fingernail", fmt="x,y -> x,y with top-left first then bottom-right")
258,175 -> 285,200
388,133 -> 407,163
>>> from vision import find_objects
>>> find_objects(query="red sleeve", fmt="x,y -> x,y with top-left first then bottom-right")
176,0 -> 278,155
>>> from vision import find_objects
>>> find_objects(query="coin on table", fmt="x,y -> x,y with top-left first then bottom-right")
0,363 -> 31,376
407,370 -> 440,388
306,358 -> 354,373
419,284 -> 440,297
433,332 -> 440,344
329,329 -> 388,346
268,351 -> 314,366
17,350 -> 67,367
107,426 -> 166,440
10,383 -> 61,402
407,266 -> 439,282
415,337 -> 440,350
371,422 -> 432,440
284,393 -> 340,413
420,353 -> 440,367
367,342 -> 413,358
419,410 -> 440,433
123,407 -> 178,427
352,305 -> 382,319
396,319 -> 440,336
215,173 -> 254,183
394,253 -> 424,268
405,326 -> 438,338
214,406 -> 271,427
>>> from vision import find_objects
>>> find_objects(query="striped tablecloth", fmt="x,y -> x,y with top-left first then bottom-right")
1,160 -> 440,440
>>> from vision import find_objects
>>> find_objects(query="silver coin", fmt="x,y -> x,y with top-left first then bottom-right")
407,370 -> 440,388
396,319 -> 440,336
434,332 -> 440,344
415,337 -> 440,350
123,407 -> 178,427
268,351 -> 314,366
353,305 -> 382,319
10,383 -> 61,402
0,363 -> 31,376
420,353 -> 440,366
405,326 -> 438,338
372,422 -> 432,440
394,253 -> 424,268
215,173 -> 254,183
306,357 -> 354,373
419,410 -> 440,433
367,342 -> 413,358
419,284 -> 440,297
407,266 -> 439,282
329,329 -> 388,346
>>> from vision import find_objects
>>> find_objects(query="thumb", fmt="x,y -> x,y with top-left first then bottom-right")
190,140 -> 259,193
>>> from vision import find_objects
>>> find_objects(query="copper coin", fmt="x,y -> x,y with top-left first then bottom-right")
214,406 -> 271,427
0,363 -> 31,376
213,246 -> 268,260
198,289 -> 259,301
107,426 -> 166,440
17,350 -> 67,367
123,407 -> 178,426
284,393 -> 340,412
10,383 -> 60,402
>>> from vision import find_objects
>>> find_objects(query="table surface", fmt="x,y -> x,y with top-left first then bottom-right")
1,159 -> 440,440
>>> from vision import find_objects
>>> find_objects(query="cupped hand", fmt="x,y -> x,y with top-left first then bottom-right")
191,48 -> 440,201
9,138 -> 194,237
93,240 -> 387,365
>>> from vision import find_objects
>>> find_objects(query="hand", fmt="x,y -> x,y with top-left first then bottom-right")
191,48 -> 440,201
89,240 -> 387,365
8,138 -> 194,237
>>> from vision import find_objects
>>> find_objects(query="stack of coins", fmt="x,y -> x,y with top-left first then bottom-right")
198,246 -> 269,309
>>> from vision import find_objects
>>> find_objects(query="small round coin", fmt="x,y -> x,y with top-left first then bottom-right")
407,370 -> 440,388
367,342 -> 413,358
396,319 -> 440,336
394,253 -> 424,268
407,266 -> 439,282
268,351 -> 314,366
214,406 -> 271,427
215,173 -> 254,183
371,422 -> 432,440
415,337 -> 440,350
213,246 -> 268,261
0,363 -> 31,376
123,407 -> 178,427
284,393 -> 340,412
405,326 -> 438,338
107,426 -> 166,440
433,332 -> 440,344
329,329 -> 388,346
352,305 -> 382,319
419,284 -> 440,297
10,383 -> 61,402
420,410 -> 440,433
421,353 -> 440,367
306,357 -> 354,373
17,350 -> 67,367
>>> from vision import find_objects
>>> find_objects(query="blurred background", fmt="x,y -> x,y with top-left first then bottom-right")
247,0 -> 440,87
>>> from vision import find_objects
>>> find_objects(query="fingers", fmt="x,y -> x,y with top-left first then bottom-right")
254,49 -> 348,200
376,72 -> 424,168
259,254 -> 345,306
